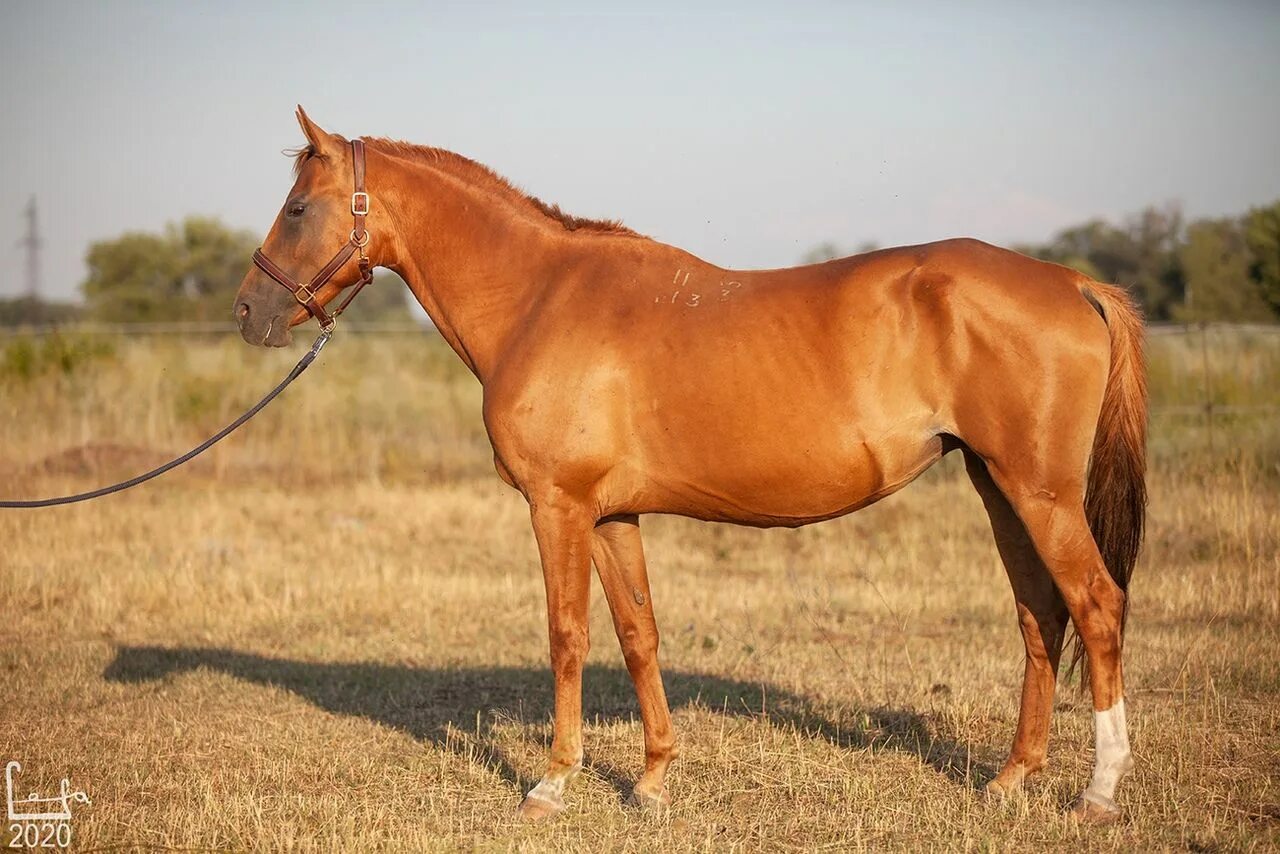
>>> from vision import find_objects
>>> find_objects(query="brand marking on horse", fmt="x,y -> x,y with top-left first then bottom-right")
652,271 -> 742,308
655,269 -> 713,308
719,280 -> 742,302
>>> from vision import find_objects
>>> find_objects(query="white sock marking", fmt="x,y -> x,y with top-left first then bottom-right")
525,762 -> 582,806
1083,698 -> 1134,809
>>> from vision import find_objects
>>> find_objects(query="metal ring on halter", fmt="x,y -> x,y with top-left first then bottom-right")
350,229 -> 371,248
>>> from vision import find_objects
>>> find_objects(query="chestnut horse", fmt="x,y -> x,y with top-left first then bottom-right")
235,108 -> 1147,823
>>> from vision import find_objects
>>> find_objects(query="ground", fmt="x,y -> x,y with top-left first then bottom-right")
1,328 -> 1277,851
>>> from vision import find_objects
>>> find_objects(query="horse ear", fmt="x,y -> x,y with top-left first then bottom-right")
295,105 -> 346,158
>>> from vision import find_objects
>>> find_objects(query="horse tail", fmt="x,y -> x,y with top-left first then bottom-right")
1068,280 -> 1148,683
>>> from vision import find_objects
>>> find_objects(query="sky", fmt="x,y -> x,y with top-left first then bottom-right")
1,0 -> 1278,301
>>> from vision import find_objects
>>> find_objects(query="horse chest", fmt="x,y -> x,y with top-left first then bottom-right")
480,378 -> 627,488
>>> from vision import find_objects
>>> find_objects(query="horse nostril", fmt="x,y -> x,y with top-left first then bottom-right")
237,302 -> 251,321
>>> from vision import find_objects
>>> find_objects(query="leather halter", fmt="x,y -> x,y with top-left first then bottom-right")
252,138 -> 374,331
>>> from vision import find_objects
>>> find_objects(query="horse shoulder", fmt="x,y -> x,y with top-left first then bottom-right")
481,327 -> 632,496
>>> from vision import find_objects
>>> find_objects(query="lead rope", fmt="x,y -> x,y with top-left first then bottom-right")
0,329 -> 332,508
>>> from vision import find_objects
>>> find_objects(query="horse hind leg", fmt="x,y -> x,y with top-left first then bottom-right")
981,459 -> 1134,822
964,451 -> 1069,795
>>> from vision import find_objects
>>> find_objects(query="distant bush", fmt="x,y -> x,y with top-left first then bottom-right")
0,332 -> 115,382
0,296 -> 82,326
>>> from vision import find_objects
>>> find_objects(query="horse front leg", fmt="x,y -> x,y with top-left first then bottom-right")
591,514 -> 678,808
517,491 -> 594,820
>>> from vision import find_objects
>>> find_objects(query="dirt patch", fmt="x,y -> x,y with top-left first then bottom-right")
23,442 -> 185,477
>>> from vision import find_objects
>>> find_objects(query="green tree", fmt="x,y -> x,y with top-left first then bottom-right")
339,270 -> 415,322
83,216 -> 415,323
1127,204 -> 1186,319
1014,226 -> 1107,281
800,241 -> 879,265
1176,217 -> 1271,323
802,242 -> 842,264
175,217 -> 263,319
0,297 -> 81,326
1025,204 -> 1184,320
1244,200 -> 1280,314
83,217 -> 257,322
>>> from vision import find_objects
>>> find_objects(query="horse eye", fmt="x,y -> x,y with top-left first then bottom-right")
288,203 -> 307,217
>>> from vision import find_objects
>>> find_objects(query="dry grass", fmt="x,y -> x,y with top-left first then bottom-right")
1,328 -> 1278,851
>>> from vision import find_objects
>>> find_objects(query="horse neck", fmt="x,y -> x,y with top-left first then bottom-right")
373,150 -> 564,381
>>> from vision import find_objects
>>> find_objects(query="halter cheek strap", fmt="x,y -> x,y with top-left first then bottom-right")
251,138 -> 374,331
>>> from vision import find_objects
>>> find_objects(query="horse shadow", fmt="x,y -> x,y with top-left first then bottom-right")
102,645 -> 993,799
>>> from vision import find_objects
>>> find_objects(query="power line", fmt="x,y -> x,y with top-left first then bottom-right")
18,196 -> 42,300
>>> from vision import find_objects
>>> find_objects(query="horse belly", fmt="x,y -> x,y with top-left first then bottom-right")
635,406 -> 942,526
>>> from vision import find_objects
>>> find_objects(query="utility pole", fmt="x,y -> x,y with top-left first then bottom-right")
19,196 -> 42,301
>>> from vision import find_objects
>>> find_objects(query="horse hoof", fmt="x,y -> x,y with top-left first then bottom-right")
1069,794 -> 1122,825
516,795 -> 564,822
628,785 -> 670,811
984,762 -> 1037,798
983,779 -> 1013,799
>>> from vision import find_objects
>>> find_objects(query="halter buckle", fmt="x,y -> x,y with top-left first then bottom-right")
351,192 -> 370,216
293,283 -> 318,306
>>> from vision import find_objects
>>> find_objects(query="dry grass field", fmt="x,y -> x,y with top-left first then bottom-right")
1,325 -> 1278,851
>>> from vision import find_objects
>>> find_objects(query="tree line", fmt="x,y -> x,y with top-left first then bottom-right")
806,198 -> 1280,323
2,199 -> 1278,325
1,216 -> 413,325
1013,199 -> 1280,323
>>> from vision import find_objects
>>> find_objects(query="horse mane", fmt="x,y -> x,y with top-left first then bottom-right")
290,144 -> 318,177
290,139 -> 643,238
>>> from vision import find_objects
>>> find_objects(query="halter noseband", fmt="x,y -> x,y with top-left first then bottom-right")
251,138 -> 374,332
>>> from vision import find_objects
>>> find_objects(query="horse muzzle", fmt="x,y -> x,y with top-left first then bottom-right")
235,294 -> 295,348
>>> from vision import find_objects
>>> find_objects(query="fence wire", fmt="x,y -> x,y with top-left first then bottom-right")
2,321 -> 1277,423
